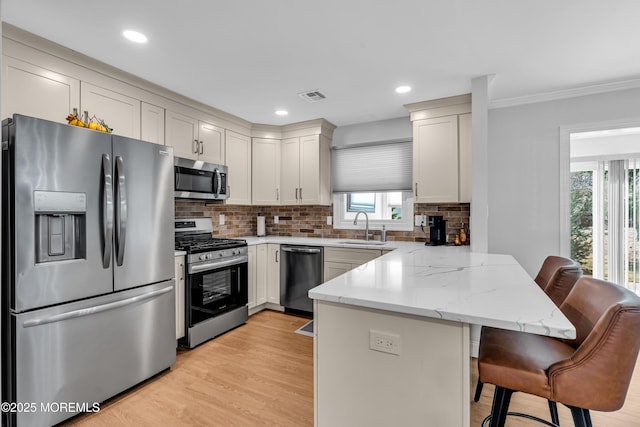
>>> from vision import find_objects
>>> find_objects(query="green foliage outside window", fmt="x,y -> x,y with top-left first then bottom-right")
570,171 -> 593,275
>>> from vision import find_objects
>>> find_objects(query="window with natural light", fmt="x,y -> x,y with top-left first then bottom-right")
333,191 -> 414,231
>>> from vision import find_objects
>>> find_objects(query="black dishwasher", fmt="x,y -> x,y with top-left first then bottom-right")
280,245 -> 324,314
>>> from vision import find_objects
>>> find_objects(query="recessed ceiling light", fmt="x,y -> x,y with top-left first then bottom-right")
123,30 -> 148,44
395,86 -> 412,94
275,110 -> 288,116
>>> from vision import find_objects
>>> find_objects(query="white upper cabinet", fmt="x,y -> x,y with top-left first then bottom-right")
81,82 -> 141,139
198,121 -> 225,165
407,94 -> 472,204
166,110 -> 198,159
300,134 -> 331,205
2,56 -> 80,124
280,135 -> 331,205
252,138 -> 281,205
281,137 -> 301,204
166,109 -> 225,163
225,130 -> 252,205
140,102 -> 165,145
413,116 -> 459,203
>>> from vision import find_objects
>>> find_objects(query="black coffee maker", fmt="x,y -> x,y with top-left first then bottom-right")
426,215 -> 447,246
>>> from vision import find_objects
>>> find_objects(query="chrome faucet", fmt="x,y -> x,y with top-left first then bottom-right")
353,211 -> 373,241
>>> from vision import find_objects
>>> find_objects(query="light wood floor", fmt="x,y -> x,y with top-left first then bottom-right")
64,310 -> 640,426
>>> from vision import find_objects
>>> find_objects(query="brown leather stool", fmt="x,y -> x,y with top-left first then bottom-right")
478,277 -> 640,427
534,256 -> 583,306
474,256 -> 582,406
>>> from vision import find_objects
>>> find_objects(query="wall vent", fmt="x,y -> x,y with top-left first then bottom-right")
298,90 -> 327,103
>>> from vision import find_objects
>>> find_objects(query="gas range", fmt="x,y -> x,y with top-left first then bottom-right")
175,218 -> 247,266
175,217 -> 249,348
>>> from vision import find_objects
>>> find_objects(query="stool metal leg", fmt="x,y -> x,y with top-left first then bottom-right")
474,378 -> 484,402
548,400 -> 560,425
489,386 -> 514,427
568,406 -> 592,427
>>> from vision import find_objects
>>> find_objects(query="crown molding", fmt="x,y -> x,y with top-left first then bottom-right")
489,78 -> 640,109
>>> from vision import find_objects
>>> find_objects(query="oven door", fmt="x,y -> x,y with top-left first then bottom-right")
186,257 -> 248,328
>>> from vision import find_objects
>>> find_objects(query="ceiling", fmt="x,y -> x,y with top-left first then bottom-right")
3,0 -> 640,127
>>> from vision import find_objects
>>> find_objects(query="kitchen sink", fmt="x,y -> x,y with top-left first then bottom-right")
338,240 -> 387,246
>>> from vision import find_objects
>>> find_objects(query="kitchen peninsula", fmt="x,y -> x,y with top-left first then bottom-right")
309,245 -> 576,427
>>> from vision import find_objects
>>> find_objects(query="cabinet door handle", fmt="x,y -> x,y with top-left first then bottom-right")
275,250 -> 279,263
193,139 -> 199,154
299,187 -> 302,200
295,188 -> 299,200
415,182 -> 418,197
199,141 -> 204,155
276,188 -> 279,201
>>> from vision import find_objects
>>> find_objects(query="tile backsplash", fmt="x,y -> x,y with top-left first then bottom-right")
175,200 -> 470,244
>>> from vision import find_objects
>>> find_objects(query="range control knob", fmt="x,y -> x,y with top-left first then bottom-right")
199,254 -> 206,261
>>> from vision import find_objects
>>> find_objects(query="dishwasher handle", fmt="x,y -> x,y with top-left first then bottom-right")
281,246 -> 322,254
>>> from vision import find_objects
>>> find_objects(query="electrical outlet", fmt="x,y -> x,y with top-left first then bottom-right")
414,215 -> 422,226
274,215 -> 279,224
327,216 -> 333,225
219,214 -> 225,225
369,331 -> 400,355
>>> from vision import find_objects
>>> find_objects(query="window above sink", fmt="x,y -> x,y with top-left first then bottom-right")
333,191 -> 414,231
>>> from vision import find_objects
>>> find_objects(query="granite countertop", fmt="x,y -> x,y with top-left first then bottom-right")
309,244 -> 576,340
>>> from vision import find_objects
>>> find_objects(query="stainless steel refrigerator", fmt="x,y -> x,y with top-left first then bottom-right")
1,114 -> 176,426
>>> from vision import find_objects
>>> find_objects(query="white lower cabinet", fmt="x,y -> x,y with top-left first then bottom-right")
174,255 -> 185,340
249,244 -> 268,314
248,245 -> 271,310
256,245 -> 268,306
267,244 -> 281,305
323,247 -> 382,281
247,246 -> 257,309
248,243 -> 280,314
323,262 -> 353,282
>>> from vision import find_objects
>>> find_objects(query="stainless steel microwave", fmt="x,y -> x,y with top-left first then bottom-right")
174,156 -> 228,200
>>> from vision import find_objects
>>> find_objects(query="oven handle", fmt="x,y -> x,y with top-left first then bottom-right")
188,255 -> 248,274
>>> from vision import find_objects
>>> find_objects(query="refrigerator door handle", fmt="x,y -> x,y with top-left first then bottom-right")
102,153 -> 114,268
115,155 -> 127,266
22,285 -> 174,328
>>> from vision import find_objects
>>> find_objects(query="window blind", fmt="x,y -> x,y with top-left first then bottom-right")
332,140 -> 412,192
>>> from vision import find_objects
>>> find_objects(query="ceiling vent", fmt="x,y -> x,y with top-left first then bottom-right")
298,90 -> 327,103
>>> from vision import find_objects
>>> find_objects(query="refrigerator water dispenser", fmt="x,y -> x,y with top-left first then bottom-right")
34,191 -> 87,263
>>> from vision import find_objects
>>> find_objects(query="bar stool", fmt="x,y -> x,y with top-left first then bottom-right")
478,277 -> 640,427
474,256 -> 582,404
534,255 -> 583,306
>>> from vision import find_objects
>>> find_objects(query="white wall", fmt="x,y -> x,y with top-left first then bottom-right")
487,88 -> 640,276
